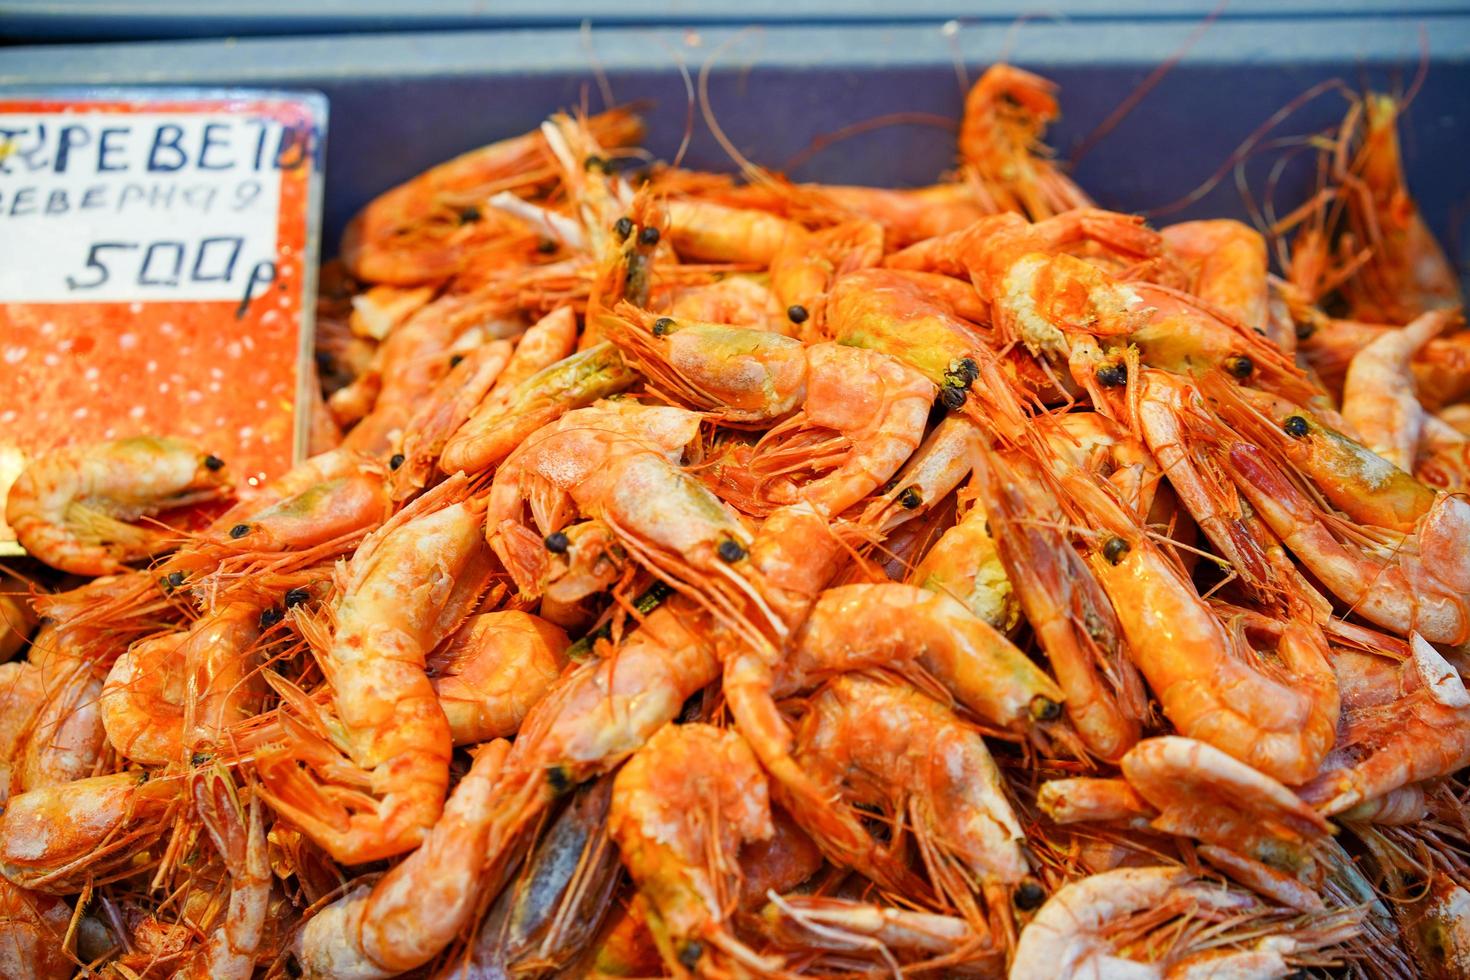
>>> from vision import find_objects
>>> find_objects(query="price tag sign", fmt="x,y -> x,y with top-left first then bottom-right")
0,90 -> 326,552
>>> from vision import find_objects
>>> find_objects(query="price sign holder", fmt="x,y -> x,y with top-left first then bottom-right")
0,88 -> 326,553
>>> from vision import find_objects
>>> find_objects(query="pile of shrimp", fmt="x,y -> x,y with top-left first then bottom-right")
2,62 -> 1468,979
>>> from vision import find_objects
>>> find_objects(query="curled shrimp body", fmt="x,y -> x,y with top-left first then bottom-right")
1070,463 -> 1339,785
101,631 -> 186,767
6,436 -> 232,575
340,107 -> 642,285
296,739 -> 511,979
1011,866 -> 1310,980
1342,308 -> 1456,471
0,659 -> 46,803
794,674 -> 1028,936
1301,634 -> 1470,817
426,610 -> 569,745
783,583 -> 1063,735
259,486 -> 493,864
609,723 -> 783,978
0,772 -> 178,893
0,878 -> 72,979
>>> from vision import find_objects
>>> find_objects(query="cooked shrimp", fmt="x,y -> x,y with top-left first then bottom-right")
173,771 -> 270,980
0,771 -> 178,893
758,894 -> 990,974
426,610 -> 568,745
781,583 -> 1064,735
665,275 -> 785,331
18,627 -> 108,793
0,659 -> 46,803
793,674 -> 1030,933
608,723 -> 783,978
1336,93 -> 1463,324
1300,314 -> 1470,410
340,107 -> 642,284
257,482 -> 493,864
1162,220 -> 1273,343
910,492 -> 1020,632
1067,459 -> 1339,784
1342,308 -> 1456,471
476,602 -> 720,897
1011,866 -> 1291,980
1300,634 -> 1470,817
959,63 -> 1093,220
6,436 -> 232,575
100,632 -> 186,768
979,447 -> 1145,762
438,342 -> 637,474
0,573 -> 38,662
0,878 -> 72,980
295,739 -> 511,978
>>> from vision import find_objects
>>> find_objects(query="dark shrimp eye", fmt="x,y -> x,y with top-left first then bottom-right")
258,607 -> 284,629
284,587 -> 311,607
1283,415 -> 1310,438
677,941 -> 705,970
939,385 -> 967,411
1224,354 -> 1255,378
1014,879 -> 1046,911
786,304 -> 810,324
544,531 -> 570,554
1096,363 -> 1127,388
584,155 -> 608,173
203,454 -> 225,471
956,357 -> 980,385
1295,319 -> 1316,340
613,216 -> 634,240
652,317 -> 675,337
229,524 -> 251,539
389,453 -> 406,470
637,226 -> 660,247
1029,695 -> 1063,722
536,237 -> 558,254
546,765 -> 574,795
165,571 -> 186,589
1103,536 -> 1130,564
449,354 -> 464,368
457,205 -> 481,225
897,486 -> 923,510
717,539 -> 746,563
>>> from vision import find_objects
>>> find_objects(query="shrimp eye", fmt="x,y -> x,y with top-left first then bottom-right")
939,385 -> 967,412
717,539 -> 747,563
1102,536 -> 1130,564
229,524 -> 252,539
457,205 -> 481,225
284,587 -> 311,608
449,354 -> 464,368
1096,362 -> 1127,388
897,486 -> 923,510
536,237 -> 558,254
165,570 -> 186,589
1029,695 -> 1063,722
1283,415 -> 1310,438
1295,319 -> 1316,340
389,453 -> 406,470
956,357 -> 980,385
585,155 -> 609,173
637,226 -> 660,247
258,607 -> 284,630
544,531 -> 570,554
677,941 -> 705,970
1013,879 -> 1046,911
613,216 -> 634,240
1224,354 -> 1254,378
786,304 -> 810,324
203,454 -> 225,471
652,317 -> 675,337
546,764 -> 574,795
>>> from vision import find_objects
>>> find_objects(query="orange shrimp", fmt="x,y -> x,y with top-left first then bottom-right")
6,436 -> 232,576
257,481 -> 493,864
1162,219 -> 1275,346
608,723 -> 784,978
1341,308 -> 1457,471
340,107 -> 643,285
426,610 -> 569,745
0,878 -> 72,979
